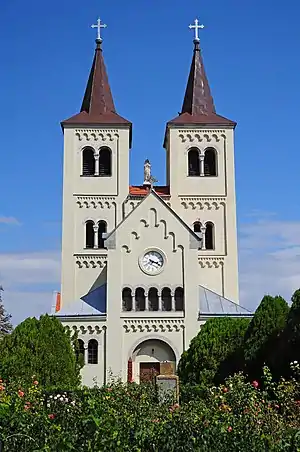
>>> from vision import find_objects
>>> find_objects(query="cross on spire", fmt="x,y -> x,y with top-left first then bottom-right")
91,17 -> 107,42
189,18 -> 204,42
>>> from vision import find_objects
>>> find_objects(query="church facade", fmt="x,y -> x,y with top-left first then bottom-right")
54,19 -> 251,387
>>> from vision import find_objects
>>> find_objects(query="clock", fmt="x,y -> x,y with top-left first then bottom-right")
139,249 -> 165,275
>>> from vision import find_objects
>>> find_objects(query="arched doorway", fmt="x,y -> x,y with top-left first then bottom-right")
131,339 -> 176,383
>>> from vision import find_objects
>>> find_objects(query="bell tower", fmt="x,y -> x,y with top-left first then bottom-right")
164,19 -> 239,302
60,18 -> 132,306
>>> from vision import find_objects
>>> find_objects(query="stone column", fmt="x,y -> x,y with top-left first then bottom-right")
199,154 -> 205,176
171,291 -> 175,311
200,224 -> 206,250
93,225 -> 99,249
94,152 -> 100,176
158,295 -> 162,311
145,292 -> 149,311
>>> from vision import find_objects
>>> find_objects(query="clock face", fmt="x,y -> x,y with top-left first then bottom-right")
139,249 -> 165,275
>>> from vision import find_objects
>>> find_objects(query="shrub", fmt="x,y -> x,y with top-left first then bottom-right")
177,317 -> 249,387
0,314 -> 81,389
243,295 -> 289,380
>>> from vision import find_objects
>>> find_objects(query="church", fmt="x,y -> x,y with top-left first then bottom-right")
53,17 -> 251,387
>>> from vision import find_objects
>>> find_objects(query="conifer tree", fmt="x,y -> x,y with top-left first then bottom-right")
243,295 -> 289,379
0,314 -> 81,389
279,289 -> 300,375
178,317 -> 249,386
0,286 -> 13,338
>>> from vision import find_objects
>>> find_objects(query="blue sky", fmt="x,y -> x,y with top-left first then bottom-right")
0,0 -> 300,324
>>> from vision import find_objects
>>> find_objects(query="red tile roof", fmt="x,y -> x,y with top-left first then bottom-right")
129,186 -> 170,197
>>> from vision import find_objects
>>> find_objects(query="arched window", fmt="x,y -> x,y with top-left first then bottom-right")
98,221 -> 107,249
175,287 -> 184,311
88,339 -> 98,364
188,148 -> 200,176
205,222 -> 214,250
193,221 -> 201,233
85,221 -> 94,248
204,148 -> 217,176
135,288 -> 145,311
148,287 -> 159,311
99,147 -> 112,177
82,148 -> 95,176
76,339 -> 85,364
161,287 -> 172,311
122,287 -> 132,311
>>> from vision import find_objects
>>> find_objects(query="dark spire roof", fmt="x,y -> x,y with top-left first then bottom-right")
167,40 -> 235,128
80,39 -> 116,115
181,40 -> 216,116
62,40 -> 132,136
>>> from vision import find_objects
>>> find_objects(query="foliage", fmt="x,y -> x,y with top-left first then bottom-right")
0,314 -> 81,389
0,286 -> 12,339
243,295 -> 289,379
0,368 -> 300,451
274,289 -> 300,378
177,317 -> 249,386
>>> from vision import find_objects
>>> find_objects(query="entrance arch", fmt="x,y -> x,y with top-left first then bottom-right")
131,339 -> 176,383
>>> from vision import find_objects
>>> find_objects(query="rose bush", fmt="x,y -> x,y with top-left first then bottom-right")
0,369 -> 300,451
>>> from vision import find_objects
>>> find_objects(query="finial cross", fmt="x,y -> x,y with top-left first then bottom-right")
189,18 -> 204,42
91,17 -> 107,42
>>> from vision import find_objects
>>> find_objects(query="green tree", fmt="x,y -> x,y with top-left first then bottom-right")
0,314 -> 81,389
178,317 -> 249,386
0,286 -> 13,338
277,289 -> 300,377
243,295 -> 289,379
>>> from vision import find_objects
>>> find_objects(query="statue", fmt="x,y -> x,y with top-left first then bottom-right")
143,159 -> 151,185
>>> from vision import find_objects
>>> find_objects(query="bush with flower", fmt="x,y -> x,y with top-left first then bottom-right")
0,366 -> 300,451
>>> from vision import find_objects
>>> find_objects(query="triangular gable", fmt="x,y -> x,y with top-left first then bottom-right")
199,285 -> 252,317
105,188 -> 202,248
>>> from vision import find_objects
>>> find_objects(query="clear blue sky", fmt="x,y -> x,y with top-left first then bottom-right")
0,0 -> 300,323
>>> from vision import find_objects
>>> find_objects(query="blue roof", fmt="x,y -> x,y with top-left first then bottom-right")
199,285 -> 252,316
56,284 -> 107,317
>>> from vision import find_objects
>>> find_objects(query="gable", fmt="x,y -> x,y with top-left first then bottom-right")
105,189 -> 202,251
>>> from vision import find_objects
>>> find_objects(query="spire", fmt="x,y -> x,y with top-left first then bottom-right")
166,19 -> 236,129
62,17 -> 131,136
80,39 -> 116,116
181,39 -> 216,116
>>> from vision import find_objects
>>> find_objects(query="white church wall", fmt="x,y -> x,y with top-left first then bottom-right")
74,263 -> 107,300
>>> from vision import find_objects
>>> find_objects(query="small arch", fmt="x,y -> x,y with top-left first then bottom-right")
175,287 -> 184,311
148,287 -> 159,311
82,147 -> 95,176
161,287 -> 172,311
193,221 -> 202,233
188,148 -> 200,176
98,220 -> 107,249
85,220 -> 94,248
99,147 -> 112,177
122,287 -> 132,311
88,339 -> 98,364
204,148 -> 217,176
135,287 -> 145,311
76,339 -> 85,364
205,222 -> 215,250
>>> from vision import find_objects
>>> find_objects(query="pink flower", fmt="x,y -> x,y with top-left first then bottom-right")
24,404 -> 30,411
252,380 -> 259,389
223,387 -> 228,393
169,403 -> 180,412
0,385 -> 4,391
106,387 -> 112,392
33,380 -> 39,386
48,414 -> 55,420
227,426 -> 232,432
274,404 -> 280,409
18,390 -> 24,397
151,419 -> 160,423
